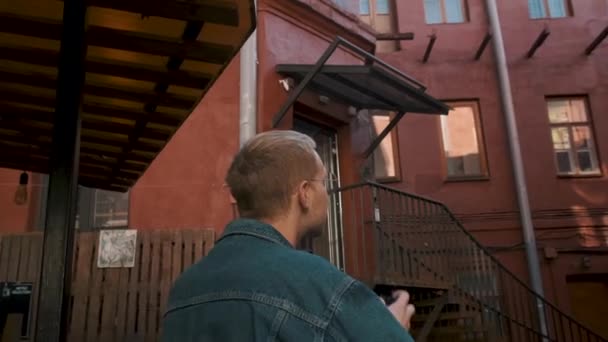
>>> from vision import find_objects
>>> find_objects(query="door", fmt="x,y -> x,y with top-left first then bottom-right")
567,274 -> 608,339
294,118 -> 344,270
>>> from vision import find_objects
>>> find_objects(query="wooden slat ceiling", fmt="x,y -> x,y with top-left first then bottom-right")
0,0 -> 255,192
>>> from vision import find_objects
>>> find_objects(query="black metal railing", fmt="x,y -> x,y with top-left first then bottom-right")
331,182 -> 607,342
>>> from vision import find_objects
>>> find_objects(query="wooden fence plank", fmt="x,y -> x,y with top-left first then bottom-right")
136,230 -> 151,342
203,229 -> 215,256
86,233 -> 102,342
0,235 -> 13,280
6,235 -> 22,281
113,258 -> 131,342
145,230 -> 161,342
193,229 -> 204,262
99,254 -> 120,341
171,230 -> 183,284
124,233 -> 141,342
158,231 -> 173,338
69,233 -> 94,342
25,234 -> 42,341
182,230 -> 193,270
16,235 -> 31,279
124,230 -> 144,342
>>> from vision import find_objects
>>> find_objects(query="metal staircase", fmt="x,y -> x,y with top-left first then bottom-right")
330,182 -> 607,342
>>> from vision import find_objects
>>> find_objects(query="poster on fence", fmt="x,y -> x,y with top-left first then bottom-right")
97,229 -> 138,268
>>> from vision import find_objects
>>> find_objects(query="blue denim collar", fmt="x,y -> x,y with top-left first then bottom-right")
218,218 -> 294,248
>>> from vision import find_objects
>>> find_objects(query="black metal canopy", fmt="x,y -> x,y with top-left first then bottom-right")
276,64 -> 450,115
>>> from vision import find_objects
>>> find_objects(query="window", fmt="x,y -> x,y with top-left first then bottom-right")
529,0 -> 569,19
360,0 -> 370,15
371,113 -> 401,182
547,97 -> 599,176
76,187 -> 130,229
360,0 -> 390,15
376,0 -> 389,14
440,101 -> 488,179
424,0 -> 467,24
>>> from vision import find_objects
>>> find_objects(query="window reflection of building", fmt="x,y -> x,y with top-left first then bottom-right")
547,97 -> 600,176
77,187 -> 130,230
371,113 -> 401,182
440,101 -> 488,180
359,0 -> 398,53
424,0 -> 468,24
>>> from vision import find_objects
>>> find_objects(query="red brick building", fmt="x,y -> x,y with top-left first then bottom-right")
1,0 -> 607,339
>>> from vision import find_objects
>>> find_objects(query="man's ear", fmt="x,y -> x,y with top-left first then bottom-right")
297,181 -> 312,210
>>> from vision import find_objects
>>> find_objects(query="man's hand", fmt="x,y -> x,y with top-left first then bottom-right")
386,290 -> 415,331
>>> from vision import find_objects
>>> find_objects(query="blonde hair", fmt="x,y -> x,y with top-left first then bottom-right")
226,130 -> 319,219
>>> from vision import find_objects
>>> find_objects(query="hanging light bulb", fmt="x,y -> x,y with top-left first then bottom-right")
14,172 -> 29,205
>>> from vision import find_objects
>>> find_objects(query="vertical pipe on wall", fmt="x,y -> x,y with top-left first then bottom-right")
484,0 -> 548,337
239,2 -> 258,146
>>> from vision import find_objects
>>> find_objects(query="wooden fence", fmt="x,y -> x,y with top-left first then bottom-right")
0,229 -> 215,342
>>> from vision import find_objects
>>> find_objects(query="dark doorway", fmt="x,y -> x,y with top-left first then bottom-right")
293,117 -> 344,270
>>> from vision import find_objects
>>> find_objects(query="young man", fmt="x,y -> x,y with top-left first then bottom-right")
162,130 -> 415,341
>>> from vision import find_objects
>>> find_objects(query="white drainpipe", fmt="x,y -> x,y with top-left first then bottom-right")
484,0 -> 548,336
239,4 -> 258,146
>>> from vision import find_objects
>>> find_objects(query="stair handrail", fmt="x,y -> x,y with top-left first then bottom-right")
332,181 -> 608,341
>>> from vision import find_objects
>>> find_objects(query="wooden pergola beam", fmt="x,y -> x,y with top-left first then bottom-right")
0,45 -> 212,89
474,33 -> 492,61
0,121 -> 166,154
109,21 -> 205,182
0,109 -> 171,142
0,12 -> 233,64
67,0 -> 240,26
422,34 -> 437,64
376,32 -> 415,41
585,26 -> 608,55
0,148 -> 144,176
0,134 -> 155,164
0,93 -> 185,127
526,28 -> 550,59
0,68 -> 197,109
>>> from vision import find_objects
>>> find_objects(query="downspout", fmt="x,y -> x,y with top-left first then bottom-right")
484,0 -> 548,336
239,2 -> 258,146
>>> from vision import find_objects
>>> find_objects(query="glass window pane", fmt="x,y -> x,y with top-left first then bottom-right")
376,0 -> 389,14
568,99 -> 588,122
529,0 -> 547,18
572,126 -> 591,149
94,189 -> 129,228
551,127 -> 571,149
359,0 -> 370,14
548,0 -> 567,17
447,156 -> 466,176
577,151 -> 594,172
556,151 -> 573,173
442,104 -> 484,177
445,0 -> 465,23
547,99 -> 570,123
372,115 -> 396,179
424,0 -> 443,24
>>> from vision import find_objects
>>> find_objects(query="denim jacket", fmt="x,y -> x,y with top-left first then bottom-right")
162,219 -> 414,342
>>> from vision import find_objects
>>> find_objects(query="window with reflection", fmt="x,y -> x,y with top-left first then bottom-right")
76,187 -> 130,229
529,0 -> 569,19
371,113 -> 401,182
424,0 -> 467,24
440,101 -> 488,179
547,97 -> 599,176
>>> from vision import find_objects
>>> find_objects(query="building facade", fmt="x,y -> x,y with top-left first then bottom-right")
362,0 -> 608,335
1,0 -> 607,337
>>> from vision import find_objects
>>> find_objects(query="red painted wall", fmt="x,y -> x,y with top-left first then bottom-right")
0,169 -> 45,233
129,57 -> 241,234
